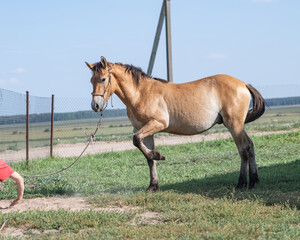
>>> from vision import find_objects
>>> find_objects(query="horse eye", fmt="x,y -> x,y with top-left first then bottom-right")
101,77 -> 106,82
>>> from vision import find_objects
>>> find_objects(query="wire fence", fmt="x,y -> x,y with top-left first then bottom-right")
0,88 -> 133,162
0,89 -> 27,160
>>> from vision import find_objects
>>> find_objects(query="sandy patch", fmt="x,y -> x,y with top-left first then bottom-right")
0,196 -> 164,237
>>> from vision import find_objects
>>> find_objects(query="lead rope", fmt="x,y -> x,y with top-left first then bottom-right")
22,64 -> 115,178
22,111 -> 104,178
0,219 -> 8,232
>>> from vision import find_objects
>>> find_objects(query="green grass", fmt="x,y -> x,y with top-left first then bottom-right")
0,132 -> 299,239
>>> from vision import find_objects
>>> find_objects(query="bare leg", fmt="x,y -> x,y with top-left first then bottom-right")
144,136 -> 160,192
9,171 -> 24,207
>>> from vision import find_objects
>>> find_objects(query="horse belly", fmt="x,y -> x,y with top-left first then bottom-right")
166,109 -> 220,135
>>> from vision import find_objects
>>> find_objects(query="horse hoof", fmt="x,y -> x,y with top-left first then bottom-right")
235,183 -> 247,190
149,151 -> 165,161
147,184 -> 160,192
249,174 -> 259,189
154,152 -> 165,161
248,180 -> 259,189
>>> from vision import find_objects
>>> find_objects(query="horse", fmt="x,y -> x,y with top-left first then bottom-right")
85,56 -> 265,191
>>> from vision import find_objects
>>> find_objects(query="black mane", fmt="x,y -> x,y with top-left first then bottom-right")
94,62 -> 105,73
93,61 -> 168,85
116,63 -> 168,85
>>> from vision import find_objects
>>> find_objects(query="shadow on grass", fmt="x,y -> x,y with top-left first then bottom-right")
162,159 -> 300,208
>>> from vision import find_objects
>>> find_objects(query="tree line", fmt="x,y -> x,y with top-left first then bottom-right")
1,97 -> 300,125
0,109 -> 126,125
265,97 -> 300,106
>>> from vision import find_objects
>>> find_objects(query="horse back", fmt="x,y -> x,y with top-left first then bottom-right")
159,74 -> 252,134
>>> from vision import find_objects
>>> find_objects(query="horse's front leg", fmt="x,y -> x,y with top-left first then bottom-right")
133,120 -> 166,161
144,136 -> 160,192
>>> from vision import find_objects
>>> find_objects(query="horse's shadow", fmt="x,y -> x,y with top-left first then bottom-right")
161,159 -> 300,209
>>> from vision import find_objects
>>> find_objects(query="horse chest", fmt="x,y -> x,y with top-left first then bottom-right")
127,109 -> 144,130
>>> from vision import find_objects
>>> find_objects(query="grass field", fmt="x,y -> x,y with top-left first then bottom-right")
0,131 -> 299,239
0,116 -> 132,152
1,105 -> 300,153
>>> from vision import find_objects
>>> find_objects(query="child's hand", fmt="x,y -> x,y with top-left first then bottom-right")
9,199 -> 21,208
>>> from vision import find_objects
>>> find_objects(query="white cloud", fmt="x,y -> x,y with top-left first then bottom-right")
206,53 -> 227,60
13,68 -> 26,73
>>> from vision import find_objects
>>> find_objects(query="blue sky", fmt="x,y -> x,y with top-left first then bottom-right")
0,0 -> 299,101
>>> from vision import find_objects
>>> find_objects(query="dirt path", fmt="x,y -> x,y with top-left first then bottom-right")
0,197 -> 140,214
3,129 -> 299,162
0,197 -> 163,237
0,197 -> 94,213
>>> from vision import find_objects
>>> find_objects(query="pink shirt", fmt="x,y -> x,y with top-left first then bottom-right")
0,159 -> 15,181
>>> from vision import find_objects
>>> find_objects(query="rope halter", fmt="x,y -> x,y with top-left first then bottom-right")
91,63 -> 115,110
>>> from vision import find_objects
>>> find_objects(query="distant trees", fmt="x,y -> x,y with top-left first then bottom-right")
265,97 -> 300,107
0,97 -> 299,125
0,109 -> 127,125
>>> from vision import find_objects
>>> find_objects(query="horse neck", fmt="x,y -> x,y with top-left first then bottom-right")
112,66 -> 140,107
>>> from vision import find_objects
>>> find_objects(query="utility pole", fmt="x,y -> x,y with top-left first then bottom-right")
147,0 -> 173,82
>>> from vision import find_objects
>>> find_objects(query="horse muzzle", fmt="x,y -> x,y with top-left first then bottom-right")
91,96 -> 105,112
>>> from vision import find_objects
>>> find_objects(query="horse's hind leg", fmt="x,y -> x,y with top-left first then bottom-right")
244,133 -> 259,189
143,135 -> 160,192
229,125 -> 259,189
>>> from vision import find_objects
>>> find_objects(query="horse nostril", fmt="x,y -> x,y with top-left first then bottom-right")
91,97 -> 103,112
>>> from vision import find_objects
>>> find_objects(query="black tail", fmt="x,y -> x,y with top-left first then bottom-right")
245,84 -> 265,124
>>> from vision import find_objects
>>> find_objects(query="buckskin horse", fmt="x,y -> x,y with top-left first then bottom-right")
86,56 -> 265,191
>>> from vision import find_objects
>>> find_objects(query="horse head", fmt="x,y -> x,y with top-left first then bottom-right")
86,56 -> 114,112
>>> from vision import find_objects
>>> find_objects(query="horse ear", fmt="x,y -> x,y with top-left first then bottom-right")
85,62 -> 95,71
101,56 -> 107,68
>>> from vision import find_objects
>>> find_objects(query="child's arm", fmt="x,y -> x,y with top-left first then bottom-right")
8,171 -> 24,208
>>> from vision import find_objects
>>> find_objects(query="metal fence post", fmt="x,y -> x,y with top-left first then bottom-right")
26,91 -> 29,164
50,94 -> 54,158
